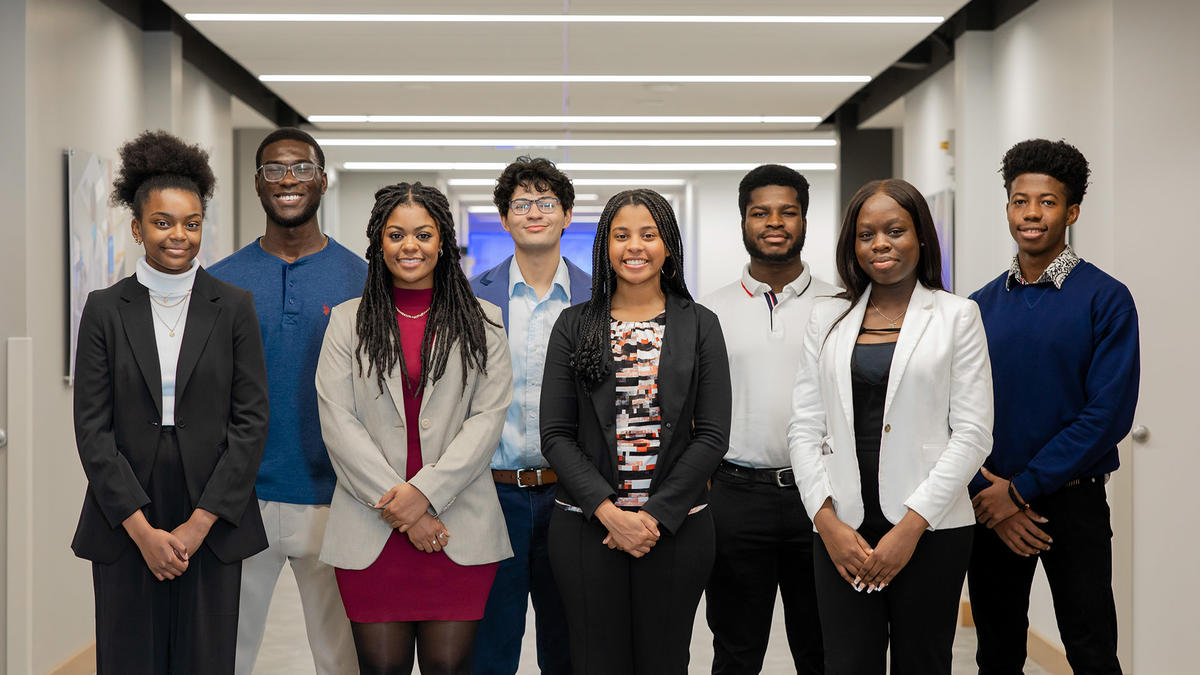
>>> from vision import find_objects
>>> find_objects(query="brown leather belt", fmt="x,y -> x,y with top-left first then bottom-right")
492,468 -> 558,487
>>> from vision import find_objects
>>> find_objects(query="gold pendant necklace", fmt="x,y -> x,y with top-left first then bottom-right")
150,300 -> 188,338
869,298 -> 906,328
395,304 -> 431,320
150,290 -> 191,308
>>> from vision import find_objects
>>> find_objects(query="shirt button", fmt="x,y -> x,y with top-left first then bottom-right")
421,418 -> 432,429
884,424 -> 891,433
665,422 -> 673,429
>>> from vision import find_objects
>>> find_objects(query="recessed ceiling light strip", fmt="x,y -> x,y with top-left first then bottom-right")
187,14 -> 944,25
345,162 -> 837,172
449,178 -> 689,187
308,115 -> 823,124
315,138 -> 836,148
262,74 -> 870,83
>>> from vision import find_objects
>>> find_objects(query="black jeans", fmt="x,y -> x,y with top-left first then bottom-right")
549,507 -> 714,675
705,469 -> 823,674
968,479 -> 1121,675
814,525 -> 972,675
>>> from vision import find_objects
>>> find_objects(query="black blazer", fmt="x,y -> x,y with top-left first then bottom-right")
540,293 -> 732,534
71,268 -> 270,564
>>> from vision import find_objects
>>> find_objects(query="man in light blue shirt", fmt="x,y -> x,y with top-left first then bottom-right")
471,157 -> 590,675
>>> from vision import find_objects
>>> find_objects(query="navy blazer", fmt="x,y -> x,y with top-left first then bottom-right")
539,293 -> 732,534
469,255 -> 592,330
71,269 -> 270,564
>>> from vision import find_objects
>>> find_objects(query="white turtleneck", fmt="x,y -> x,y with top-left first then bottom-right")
135,257 -> 199,426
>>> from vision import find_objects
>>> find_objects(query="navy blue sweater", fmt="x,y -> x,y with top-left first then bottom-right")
968,261 -> 1140,500
210,238 -> 367,504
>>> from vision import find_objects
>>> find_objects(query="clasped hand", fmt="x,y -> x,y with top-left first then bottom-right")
972,467 -> 1021,527
406,513 -> 451,554
596,501 -> 659,558
375,483 -> 431,532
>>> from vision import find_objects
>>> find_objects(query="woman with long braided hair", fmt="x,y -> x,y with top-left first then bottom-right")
540,189 -> 732,673
315,182 -> 513,675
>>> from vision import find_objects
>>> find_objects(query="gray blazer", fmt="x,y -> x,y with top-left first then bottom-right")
316,297 -> 514,569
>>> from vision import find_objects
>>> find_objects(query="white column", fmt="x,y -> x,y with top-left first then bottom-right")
142,31 -> 183,132
952,31 -> 1008,296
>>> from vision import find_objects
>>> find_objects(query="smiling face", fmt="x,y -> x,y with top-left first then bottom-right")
1007,172 -> 1079,260
608,204 -> 668,290
499,183 -> 571,253
131,188 -> 203,274
255,139 -> 327,229
854,191 -> 921,289
382,203 -> 441,289
742,184 -> 806,262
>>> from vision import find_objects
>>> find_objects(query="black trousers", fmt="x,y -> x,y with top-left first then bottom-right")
92,429 -> 242,675
968,479 -> 1121,675
706,469 -> 823,674
548,506 -> 714,675
814,525 -> 972,675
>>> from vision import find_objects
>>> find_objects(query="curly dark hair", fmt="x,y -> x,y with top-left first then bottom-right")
570,189 -> 691,386
111,130 -> 215,218
255,127 -> 325,169
1001,138 -> 1090,206
738,164 -> 811,219
355,182 -> 498,395
492,156 -> 575,216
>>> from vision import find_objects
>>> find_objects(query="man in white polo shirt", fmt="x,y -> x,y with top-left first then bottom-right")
702,164 -> 838,674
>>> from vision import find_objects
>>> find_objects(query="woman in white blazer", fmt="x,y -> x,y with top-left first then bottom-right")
788,179 -> 993,674
315,183 -> 513,674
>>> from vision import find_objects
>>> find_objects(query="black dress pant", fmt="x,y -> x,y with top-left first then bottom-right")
813,525 -> 972,675
92,429 -> 242,675
549,506 -> 715,675
706,469 -> 822,674
968,479 -> 1121,675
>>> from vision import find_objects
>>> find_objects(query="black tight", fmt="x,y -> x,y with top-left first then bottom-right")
350,620 -> 479,675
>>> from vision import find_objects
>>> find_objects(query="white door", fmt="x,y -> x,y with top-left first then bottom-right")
1112,1 -> 1200,671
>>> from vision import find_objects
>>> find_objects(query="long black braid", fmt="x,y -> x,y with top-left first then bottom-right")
570,188 -> 692,386
354,182 -> 498,395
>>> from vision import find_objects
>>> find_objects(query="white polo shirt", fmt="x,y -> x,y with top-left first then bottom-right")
700,263 -> 839,469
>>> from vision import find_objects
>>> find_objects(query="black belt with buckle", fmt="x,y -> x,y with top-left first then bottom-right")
1062,474 -> 1110,489
716,460 -> 795,488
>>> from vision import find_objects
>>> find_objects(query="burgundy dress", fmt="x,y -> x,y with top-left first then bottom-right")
334,287 -> 498,622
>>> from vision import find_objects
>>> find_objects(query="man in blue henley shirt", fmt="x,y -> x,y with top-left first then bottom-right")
967,139 -> 1139,675
210,128 -> 366,675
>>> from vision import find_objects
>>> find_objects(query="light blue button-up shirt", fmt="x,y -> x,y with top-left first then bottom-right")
492,257 -> 573,470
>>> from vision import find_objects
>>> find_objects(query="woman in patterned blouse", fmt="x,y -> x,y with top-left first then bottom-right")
540,189 -> 732,674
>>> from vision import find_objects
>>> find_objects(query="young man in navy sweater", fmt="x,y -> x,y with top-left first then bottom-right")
967,139 -> 1139,675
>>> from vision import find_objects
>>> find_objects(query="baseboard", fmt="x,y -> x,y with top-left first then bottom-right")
1027,629 -> 1072,675
959,601 -> 1072,675
46,642 -> 95,675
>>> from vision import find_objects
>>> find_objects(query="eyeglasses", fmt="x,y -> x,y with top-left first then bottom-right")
257,162 -> 323,182
509,197 -> 560,215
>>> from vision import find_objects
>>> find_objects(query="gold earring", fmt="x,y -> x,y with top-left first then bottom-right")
134,237 -> 142,244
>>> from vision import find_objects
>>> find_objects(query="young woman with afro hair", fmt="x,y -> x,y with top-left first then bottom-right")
71,130 -> 270,674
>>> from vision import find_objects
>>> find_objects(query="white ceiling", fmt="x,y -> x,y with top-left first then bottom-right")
168,0 -> 965,197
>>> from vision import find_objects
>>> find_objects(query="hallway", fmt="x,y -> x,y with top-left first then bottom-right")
252,565 -> 1051,674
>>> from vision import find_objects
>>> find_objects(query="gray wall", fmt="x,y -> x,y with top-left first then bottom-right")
4,0 -> 239,671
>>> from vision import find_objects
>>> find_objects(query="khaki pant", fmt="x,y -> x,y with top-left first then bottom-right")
235,500 -> 357,675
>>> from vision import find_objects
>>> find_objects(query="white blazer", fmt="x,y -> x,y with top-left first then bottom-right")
315,297 -> 514,569
787,283 -> 993,531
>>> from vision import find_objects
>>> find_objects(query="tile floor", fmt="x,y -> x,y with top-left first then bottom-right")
253,564 -> 1051,674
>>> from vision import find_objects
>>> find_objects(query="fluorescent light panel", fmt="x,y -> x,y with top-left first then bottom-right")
456,193 -> 600,201
346,162 -> 836,172
467,204 -> 608,214
309,115 -> 823,124
188,14 -> 943,24
263,74 -> 869,84
315,138 -> 836,148
448,178 -> 688,187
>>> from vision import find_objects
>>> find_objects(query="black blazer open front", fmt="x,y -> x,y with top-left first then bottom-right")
539,292 -> 732,534
71,268 -> 270,564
